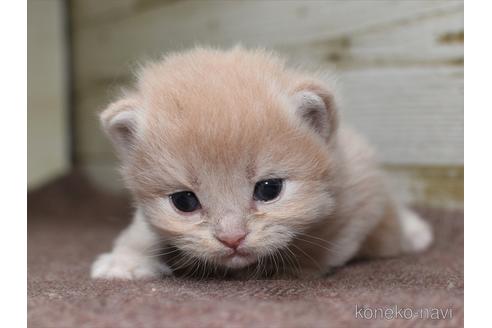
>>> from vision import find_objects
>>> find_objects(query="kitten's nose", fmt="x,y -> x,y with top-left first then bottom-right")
216,232 -> 247,250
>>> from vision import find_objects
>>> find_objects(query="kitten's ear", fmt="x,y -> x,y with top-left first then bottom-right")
100,97 -> 140,158
291,82 -> 338,142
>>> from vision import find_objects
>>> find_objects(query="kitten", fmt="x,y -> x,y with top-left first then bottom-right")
91,47 -> 432,280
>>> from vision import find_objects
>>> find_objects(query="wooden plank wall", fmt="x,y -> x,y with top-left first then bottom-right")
28,0 -> 69,189
70,0 -> 463,208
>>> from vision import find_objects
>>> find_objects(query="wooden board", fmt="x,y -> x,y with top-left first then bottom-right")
72,0 -> 463,84
28,0 -> 69,189
69,0 -> 464,205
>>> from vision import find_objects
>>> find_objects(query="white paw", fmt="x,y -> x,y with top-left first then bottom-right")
400,210 -> 433,253
91,251 -> 172,280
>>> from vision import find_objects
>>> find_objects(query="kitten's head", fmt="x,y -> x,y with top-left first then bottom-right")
101,47 -> 340,269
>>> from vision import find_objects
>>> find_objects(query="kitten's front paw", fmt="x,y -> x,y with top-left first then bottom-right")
400,210 -> 433,253
91,251 -> 172,280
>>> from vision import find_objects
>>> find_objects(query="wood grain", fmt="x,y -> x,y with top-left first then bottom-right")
69,0 -> 464,205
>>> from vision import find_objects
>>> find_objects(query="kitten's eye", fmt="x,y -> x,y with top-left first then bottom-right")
253,179 -> 283,202
170,191 -> 201,213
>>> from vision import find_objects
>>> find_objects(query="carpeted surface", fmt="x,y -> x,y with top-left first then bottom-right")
28,173 -> 463,328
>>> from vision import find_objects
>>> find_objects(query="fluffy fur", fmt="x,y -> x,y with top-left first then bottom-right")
91,47 -> 432,280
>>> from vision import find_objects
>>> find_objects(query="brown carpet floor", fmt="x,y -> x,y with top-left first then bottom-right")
28,173 -> 463,328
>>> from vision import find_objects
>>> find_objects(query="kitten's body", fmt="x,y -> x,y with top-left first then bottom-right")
91,47 -> 432,280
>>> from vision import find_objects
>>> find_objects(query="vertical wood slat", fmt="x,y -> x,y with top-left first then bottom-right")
28,0 -> 69,189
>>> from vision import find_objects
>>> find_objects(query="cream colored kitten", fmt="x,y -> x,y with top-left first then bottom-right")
91,47 -> 432,280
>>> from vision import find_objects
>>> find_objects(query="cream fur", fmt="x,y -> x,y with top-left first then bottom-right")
91,47 -> 433,280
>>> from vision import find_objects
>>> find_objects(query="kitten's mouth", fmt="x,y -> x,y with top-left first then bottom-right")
227,249 -> 250,257
220,250 -> 256,269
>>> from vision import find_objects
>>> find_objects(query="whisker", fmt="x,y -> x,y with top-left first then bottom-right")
181,253 -> 201,279
171,253 -> 195,272
276,249 -> 288,277
294,236 -> 341,254
291,243 -> 323,271
295,232 -> 343,250
188,258 -> 201,279
283,246 -> 302,277
273,252 -> 280,277
145,248 -> 181,258
251,255 -> 263,279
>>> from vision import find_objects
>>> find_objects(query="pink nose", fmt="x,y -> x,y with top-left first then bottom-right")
216,232 -> 247,249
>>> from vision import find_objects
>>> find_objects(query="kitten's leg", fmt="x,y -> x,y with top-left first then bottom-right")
298,203 -> 433,278
91,209 -> 172,280
358,205 -> 433,258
